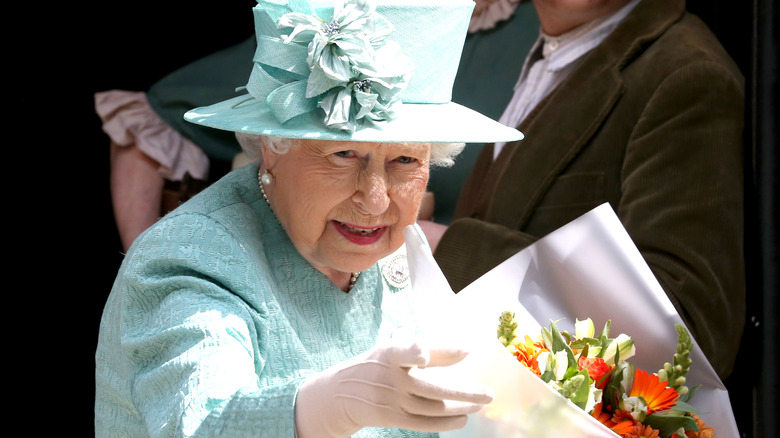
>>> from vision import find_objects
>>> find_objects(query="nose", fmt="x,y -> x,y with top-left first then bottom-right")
353,169 -> 391,216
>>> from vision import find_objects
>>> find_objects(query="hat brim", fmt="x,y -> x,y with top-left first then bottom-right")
184,94 -> 523,144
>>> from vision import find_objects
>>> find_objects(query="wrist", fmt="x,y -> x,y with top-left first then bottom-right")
294,374 -> 360,438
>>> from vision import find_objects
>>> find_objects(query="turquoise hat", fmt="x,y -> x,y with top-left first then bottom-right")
184,0 -> 523,144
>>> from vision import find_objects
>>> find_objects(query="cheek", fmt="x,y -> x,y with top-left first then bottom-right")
276,173 -> 342,239
391,172 -> 430,221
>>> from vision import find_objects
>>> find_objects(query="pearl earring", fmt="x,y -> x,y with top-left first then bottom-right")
260,170 -> 274,186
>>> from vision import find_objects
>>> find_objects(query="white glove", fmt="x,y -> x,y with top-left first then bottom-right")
294,338 -> 493,438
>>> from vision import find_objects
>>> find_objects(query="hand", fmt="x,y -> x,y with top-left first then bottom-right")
294,338 -> 493,438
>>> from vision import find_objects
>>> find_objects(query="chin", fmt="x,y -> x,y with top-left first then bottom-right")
336,246 -> 396,273
347,252 -> 388,272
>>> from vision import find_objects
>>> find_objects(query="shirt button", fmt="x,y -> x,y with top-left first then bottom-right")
547,39 -> 559,51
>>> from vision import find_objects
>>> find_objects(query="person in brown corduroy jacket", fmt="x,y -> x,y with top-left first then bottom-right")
426,0 -> 745,379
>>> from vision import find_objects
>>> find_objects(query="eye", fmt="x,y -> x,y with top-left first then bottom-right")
395,156 -> 415,164
333,150 -> 357,159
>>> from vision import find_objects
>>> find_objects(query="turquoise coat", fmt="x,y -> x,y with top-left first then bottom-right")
95,164 -> 433,438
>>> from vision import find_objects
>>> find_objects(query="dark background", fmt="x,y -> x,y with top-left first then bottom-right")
12,0 -> 775,435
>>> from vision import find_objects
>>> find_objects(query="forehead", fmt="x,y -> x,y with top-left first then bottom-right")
298,139 -> 432,156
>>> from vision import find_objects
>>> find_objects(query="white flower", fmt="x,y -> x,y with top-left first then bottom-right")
602,333 -> 636,365
575,318 -> 595,339
585,387 -> 603,413
538,350 -> 569,381
619,394 -> 648,422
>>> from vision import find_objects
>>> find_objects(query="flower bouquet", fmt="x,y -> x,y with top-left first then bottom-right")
497,312 -> 716,437
402,203 -> 739,437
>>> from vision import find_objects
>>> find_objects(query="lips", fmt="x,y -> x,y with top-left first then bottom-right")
333,221 -> 387,245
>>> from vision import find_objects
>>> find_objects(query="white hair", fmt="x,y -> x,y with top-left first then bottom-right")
235,133 -> 465,168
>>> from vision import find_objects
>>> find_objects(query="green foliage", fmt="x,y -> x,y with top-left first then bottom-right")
549,321 -> 577,370
497,311 -> 518,346
644,409 -> 699,438
657,324 -> 693,395
568,369 -> 594,410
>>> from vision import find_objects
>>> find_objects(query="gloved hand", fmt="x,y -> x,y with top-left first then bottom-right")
294,338 -> 493,438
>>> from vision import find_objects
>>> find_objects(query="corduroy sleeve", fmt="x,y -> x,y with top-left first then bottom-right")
617,60 -> 745,378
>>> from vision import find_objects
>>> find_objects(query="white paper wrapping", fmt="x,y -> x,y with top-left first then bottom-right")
404,203 -> 738,437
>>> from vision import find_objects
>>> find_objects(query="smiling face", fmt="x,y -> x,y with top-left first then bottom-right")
261,138 -> 432,285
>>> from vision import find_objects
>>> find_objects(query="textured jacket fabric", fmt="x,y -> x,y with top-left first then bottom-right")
95,164 -> 433,438
434,0 -> 745,378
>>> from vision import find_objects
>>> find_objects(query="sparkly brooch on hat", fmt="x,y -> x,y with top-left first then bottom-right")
247,0 -> 413,133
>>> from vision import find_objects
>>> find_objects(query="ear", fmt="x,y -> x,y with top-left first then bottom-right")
260,137 -> 281,170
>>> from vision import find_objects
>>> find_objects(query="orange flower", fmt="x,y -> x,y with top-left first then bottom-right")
625,423 -> 661,438
514,335 -> 547,376
612,408 -> 636,424
592,402 -> 635,436
578,356 -> 614,389
685,416 -> 718,438
630,369 -> 679,413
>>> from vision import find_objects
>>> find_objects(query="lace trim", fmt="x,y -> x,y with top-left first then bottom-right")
469,0 -> 522,33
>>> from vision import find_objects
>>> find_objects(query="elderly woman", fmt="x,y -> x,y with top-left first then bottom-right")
95,0 -> 522,437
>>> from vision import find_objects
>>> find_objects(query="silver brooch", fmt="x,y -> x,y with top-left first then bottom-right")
382,254 -> 410,289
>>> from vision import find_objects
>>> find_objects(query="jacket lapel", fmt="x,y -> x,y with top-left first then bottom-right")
486,67 -> 623,228
480,0 -> 685,229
